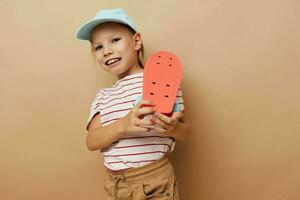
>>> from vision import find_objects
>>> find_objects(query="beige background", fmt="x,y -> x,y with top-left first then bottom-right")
1,0 -> 300,199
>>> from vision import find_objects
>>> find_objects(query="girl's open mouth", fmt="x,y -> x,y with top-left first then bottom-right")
105,58 -> 121,67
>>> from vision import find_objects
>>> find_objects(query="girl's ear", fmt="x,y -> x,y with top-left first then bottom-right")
133,32 -> 142,51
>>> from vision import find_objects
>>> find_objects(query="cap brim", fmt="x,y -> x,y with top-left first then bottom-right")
76,18 -> 135,40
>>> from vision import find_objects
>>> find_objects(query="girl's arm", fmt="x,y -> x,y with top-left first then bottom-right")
86,100 -> 156,151
169,115 -> 191,141
86,113 -> 124,151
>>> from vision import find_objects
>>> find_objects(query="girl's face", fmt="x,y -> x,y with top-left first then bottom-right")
91,22 -> 143,79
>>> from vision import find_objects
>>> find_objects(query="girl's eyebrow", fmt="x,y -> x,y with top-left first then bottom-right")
93,42 -> 102,46
92,40 -> 104,46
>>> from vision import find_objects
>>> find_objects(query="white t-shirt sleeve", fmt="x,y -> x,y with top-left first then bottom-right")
85,91 -> 102,131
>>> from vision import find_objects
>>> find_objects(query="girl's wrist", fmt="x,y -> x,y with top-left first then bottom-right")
118,118 -> 127,137
169,121 -> 183,140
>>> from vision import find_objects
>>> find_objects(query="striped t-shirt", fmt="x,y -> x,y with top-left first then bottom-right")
86,71 -> 184,171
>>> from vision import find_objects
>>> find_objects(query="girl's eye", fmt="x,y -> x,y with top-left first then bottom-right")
95,45 -> 102,51
112,38 -> 121,43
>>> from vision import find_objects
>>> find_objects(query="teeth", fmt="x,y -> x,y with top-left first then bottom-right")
107,58 -> 120,65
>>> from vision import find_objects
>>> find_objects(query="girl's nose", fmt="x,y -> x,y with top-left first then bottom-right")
104,45 -> 114,57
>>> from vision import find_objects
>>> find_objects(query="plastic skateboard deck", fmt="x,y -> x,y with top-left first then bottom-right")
143,51 -> 182,115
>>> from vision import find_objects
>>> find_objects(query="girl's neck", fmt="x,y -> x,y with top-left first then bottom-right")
117,66 -> 143,80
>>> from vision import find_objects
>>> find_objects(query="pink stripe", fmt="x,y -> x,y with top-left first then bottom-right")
103,80 -> 143,93
100,85 -> 142,100
98,92 -> 141,106
110,76 -> 143,89
111,136 -> 175,145
118,135 -> 174,141
106,159 -> 158,165
114,143 -> 171,149
114,143 -> 172,154
95,100 -> 135,111
104,150 -> 167,157
102,117 -> 121,125
101,108 -> 132,117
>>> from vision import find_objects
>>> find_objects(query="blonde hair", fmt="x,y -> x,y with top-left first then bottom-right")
89,24 -> 144,69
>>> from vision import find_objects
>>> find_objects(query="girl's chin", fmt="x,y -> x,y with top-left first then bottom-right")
103,64 -> 121,72
103,63 -> 134,77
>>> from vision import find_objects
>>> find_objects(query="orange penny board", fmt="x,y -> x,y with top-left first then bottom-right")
143,51 -> 182,115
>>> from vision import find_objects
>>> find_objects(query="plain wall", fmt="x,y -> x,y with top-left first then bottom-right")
1,0 -> 300,199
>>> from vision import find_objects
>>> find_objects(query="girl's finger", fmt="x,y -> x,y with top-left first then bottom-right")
151,117 -> 170,130
171,111 -> 183,120
135,107 -> 156,117
136,99 -> 155,108
154,112 -> 172,124
135,118 -> 154,126
152,126 -> 167,135
131,125 -> 150,133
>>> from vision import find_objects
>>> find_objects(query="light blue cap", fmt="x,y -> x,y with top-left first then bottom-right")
76,8 -> 137,41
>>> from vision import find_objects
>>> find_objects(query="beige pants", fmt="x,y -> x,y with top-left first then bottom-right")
104,156 -> 180,199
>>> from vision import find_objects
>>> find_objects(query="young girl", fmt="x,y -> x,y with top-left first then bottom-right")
76,8 -> 191,200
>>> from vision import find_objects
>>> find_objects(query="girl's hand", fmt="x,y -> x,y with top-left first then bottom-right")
150,109 -> 184,137
122,100 -> 156,136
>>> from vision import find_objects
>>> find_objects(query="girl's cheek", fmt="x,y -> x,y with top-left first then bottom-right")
95,53 -> 104,62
